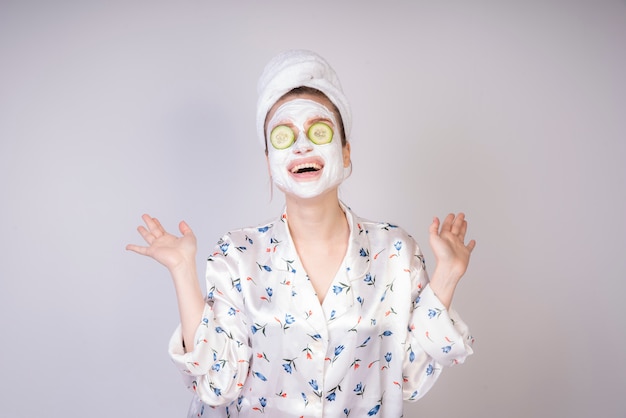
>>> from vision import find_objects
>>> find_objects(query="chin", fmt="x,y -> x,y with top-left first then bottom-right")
277,181 -> 342,200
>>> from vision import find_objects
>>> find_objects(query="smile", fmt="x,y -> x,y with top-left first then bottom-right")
291,162 -> 322,174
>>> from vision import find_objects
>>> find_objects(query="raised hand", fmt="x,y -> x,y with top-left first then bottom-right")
126,214 -> 197,273
427,213 -> 476,309
127,214 -> 204,349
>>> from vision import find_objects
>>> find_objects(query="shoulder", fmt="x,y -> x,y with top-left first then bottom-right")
346,207 -> 423,259
351,209 -> 416,243
210,215 -> 284,257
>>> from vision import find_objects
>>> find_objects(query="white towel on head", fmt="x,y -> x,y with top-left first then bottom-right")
256,49 -> 352,149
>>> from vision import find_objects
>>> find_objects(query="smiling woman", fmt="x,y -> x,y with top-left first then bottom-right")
127,49 -> 476,417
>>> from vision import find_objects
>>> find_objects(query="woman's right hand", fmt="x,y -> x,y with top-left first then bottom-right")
126,214 -> 197,274
128,214 -> 204,350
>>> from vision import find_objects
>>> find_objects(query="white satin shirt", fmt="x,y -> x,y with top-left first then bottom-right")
169,203 -> 474,417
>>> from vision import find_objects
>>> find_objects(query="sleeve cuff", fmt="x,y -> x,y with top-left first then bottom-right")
411,284 -> 474,365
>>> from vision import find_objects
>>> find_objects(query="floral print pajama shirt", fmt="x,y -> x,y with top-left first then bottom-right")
169,203 -> 474,417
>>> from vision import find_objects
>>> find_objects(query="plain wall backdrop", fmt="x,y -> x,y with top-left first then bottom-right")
1,1 -> 625,417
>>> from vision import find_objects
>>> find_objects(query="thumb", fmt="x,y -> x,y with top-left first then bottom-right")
179,220 -> 193,236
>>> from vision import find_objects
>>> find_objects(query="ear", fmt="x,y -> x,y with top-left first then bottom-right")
342,142 -> 351,168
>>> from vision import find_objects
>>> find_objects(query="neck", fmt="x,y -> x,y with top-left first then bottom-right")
284,188 -> 348,242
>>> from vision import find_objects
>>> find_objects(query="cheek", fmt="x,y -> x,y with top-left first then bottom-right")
318,142 -> 344,163
268,149 -> 289,171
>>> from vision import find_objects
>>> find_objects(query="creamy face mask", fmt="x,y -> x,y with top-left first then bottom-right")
266,99 -> 346,199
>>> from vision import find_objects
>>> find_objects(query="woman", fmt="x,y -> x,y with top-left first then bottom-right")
127,49 -> 476,417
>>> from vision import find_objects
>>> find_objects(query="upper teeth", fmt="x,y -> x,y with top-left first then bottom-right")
292,163 -> 321,173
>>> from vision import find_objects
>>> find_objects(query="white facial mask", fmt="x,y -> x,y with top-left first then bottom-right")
266,99 -> 346,199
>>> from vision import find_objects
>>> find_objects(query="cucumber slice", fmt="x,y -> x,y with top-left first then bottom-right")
307,122 -> 333,145
270,125 -> 295,149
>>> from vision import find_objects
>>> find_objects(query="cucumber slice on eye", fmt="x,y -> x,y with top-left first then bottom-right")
270,125 -> 295,149
307,122 -> 333,145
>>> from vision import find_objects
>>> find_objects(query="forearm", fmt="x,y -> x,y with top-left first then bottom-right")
170,263 -> 205,351
427,266 -> 458,310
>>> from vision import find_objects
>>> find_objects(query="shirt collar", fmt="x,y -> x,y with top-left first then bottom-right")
270,201 -> 371,282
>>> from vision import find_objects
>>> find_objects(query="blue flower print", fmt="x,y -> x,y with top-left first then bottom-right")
332,282 -> 350,295
219,242 -> 229,255
364,273 -> 375,286
236,395 -> 244,412
261,287 -> 273,302
282,358 -> 296,374
394,241 -> 402,252
428,308 -> 441,319
409,350 -> 415,363
442,345 -> 452,354
215,326 -> 232,339
368,404 -> 381,416
329,310 -> 336,320
358,336 -> 371,348
383,352 -> 392,369
252,371 -> 267,381
251,322 -> 266,336
344,408 -> 351,417
325,385 -> 341,402
379,330 -> 393,338
227,307 -> 236,316
253,397 -> 267,413
257,262 -> 272,272
280,258 -> 296,274
277,313 -> 295,331
258,226 -> 270,233
309,379 -> 322,398
426,364 -> 434,376
353,382 -> 365,397
380,222 -> 398,230
331,344 -> 345,363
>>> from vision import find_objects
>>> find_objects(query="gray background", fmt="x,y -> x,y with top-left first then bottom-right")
1,1 -> 625,417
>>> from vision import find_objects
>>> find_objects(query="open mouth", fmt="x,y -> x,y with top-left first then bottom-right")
291,162 -> 322,174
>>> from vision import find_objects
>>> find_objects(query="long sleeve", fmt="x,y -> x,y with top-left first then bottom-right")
168,236 -> 252,406
401,243 -> 474,401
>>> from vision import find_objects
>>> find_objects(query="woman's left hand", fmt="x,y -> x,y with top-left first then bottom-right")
428,213 -> 476,308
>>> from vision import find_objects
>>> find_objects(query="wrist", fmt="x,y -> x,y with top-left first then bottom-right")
428,268 -> 459,310
168,259 -> 198,283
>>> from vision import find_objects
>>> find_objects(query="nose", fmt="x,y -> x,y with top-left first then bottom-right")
292,131 -> 313,154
